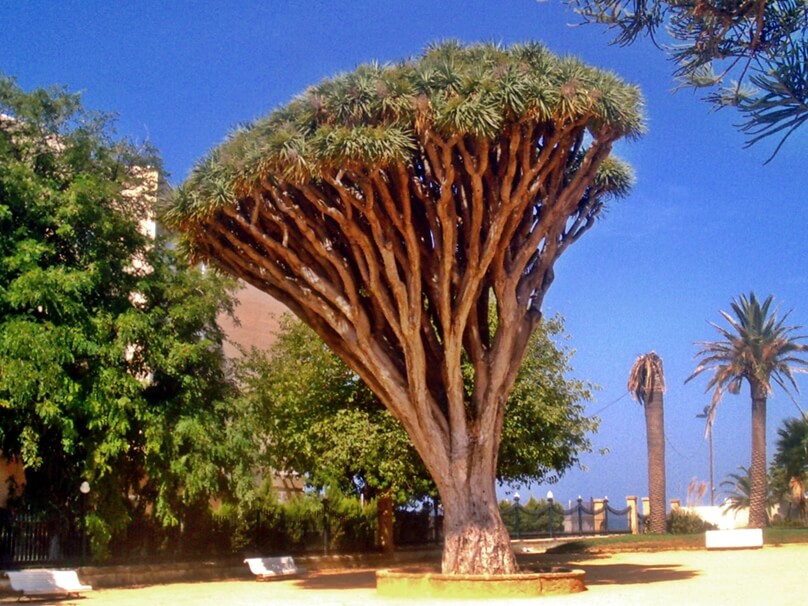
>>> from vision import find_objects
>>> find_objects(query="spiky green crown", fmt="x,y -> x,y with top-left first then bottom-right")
165,41 -> 644,226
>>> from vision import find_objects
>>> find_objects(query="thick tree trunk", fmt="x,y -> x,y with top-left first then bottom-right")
748,383 -> 768,528
437,456 -> 517,575
377,493 -> 395,553
645,386 -> 667,534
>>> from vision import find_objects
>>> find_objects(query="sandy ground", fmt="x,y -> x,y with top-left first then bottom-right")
6,544 -> 806,606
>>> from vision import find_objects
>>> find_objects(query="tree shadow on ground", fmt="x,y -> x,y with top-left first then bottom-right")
294,553 -> 697,591
569,562 -> 696,586
293,569 -> 377,590
519,552 -> 698,586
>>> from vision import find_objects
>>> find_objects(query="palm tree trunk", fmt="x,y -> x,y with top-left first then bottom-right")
748,382 -> 768,528
645,383 -> 667,533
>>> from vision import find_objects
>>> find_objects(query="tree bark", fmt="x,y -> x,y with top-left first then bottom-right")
377,493 -> 395,553
438,455 -> 518,575
748,382 -> 768,528
645,383 -> 667,534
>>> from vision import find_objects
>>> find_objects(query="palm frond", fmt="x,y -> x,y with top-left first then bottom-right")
627,351 -> 665,406
688,292 -> 808,407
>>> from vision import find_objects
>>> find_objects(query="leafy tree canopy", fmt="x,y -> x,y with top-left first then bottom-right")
229,313 -> 598,503
164,40 -> 642,252
567,0 -> 808,159
0,75 -> 237,555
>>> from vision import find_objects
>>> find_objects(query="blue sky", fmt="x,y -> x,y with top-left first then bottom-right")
3,1 -> 807,509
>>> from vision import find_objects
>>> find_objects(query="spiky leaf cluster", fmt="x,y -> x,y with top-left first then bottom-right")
165,41 -> 643,226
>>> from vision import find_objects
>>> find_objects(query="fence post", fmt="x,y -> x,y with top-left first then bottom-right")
255,509 -> 261,552
577,497 -> 583,534
322,496 -> 329,556
627,496 -> 639,534
593,498 -> 605,533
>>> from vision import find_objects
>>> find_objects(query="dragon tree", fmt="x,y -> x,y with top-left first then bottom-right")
163,42 -> 644,575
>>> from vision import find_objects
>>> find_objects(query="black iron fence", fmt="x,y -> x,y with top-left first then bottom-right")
0,495 -> 643,566
246,501 -> 442,556
0,511 -> 83,567
500,496 -> 639,539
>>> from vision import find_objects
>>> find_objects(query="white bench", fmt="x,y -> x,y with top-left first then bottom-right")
705,528 -> 764,550
6,568 -> 93,598
244,556 -> 306,580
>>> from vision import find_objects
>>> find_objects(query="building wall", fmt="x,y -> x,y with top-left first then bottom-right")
0,455 -> 25,507
219,283 -> 289,358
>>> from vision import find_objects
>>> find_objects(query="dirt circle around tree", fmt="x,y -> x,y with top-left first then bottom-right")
376,565 -> 586,599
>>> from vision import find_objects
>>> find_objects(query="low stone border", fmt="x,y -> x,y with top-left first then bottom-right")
376,566 -> 586,599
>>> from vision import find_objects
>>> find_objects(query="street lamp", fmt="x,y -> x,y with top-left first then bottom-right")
546,490 -> 554,538
321,490 -> 329,556
696,406 -> 715,506
79,481 -> 90,563
513,493 -> 521,540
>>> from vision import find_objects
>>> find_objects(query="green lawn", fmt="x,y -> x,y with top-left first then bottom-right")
544,527 -> 808,554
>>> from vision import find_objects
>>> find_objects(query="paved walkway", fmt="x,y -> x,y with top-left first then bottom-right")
5,544 -> 804,605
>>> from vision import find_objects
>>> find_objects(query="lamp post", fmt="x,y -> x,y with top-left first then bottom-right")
697,406 -> 716,506
546,490 -> 554,538
321,493 -> 329,556
513,492 -> 521,540
79,481 -> 90,563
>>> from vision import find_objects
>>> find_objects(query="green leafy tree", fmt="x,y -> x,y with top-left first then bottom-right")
228,312 -> 595,552
688,293 -> 808,528
567,0 -> 808,159
164,41 -> 642,574
496,315 -> 599,488
230,313 -> 597,501
628,352 -> 667,533
228,315 -> 431,506
0,76 -> 237,557
771,415 -> 808,521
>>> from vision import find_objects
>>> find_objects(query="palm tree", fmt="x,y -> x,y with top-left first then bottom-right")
628,352 -> 667,533
688,293 -> 808,528
721,466 -> 778,523
771,415 -> 808,522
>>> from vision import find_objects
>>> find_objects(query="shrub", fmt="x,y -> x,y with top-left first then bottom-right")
667,509 -> 716,534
